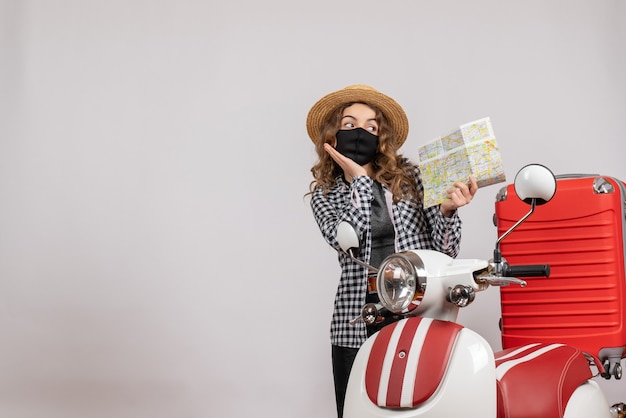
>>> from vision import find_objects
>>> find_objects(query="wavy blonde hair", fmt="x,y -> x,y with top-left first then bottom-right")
308,102 -> 420,204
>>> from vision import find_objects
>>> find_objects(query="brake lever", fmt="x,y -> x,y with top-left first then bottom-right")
476,275 -> 527,287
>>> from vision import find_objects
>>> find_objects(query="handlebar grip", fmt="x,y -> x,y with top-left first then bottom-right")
504,264 -> 550,278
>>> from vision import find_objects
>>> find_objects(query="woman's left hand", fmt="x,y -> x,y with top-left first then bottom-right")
440,176 -> 478,217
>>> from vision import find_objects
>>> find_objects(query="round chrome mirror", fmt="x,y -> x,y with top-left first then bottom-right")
514,164 -> 557,205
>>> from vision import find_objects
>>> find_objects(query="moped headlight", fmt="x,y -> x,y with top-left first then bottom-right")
377,252 -> 427,313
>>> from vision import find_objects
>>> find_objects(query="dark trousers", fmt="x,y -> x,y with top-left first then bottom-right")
331,320 -> 398,417
331,345 -> 359,418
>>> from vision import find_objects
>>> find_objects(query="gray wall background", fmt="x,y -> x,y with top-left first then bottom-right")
1,1 -> 624,417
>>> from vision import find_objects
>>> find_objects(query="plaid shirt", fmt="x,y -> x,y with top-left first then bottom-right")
311,164 -> 462,348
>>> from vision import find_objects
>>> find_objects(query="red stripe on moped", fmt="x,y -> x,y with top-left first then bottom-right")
365,318 -> 463,408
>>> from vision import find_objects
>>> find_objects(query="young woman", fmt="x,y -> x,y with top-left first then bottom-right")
306,84 -> 478,418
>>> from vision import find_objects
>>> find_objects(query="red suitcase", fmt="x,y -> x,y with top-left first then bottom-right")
494,174 -> 626,378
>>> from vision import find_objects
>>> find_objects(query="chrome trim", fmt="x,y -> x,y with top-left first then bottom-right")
376,251 -> 427,312
594,177 -> 615,194
495,185 -> 508,202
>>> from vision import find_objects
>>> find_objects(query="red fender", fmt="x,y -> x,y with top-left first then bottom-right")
365,317 -> 463,408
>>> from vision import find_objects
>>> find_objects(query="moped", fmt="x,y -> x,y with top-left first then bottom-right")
336,164 -> 625,418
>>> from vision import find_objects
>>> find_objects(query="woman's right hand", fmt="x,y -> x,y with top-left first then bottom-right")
324,143 -> 368,181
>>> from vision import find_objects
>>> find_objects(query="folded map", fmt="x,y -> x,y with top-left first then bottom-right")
417,117 -> 506,208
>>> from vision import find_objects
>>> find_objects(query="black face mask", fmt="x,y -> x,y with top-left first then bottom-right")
335,128 -> 379,166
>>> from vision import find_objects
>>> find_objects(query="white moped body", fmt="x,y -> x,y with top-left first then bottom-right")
345,319 -> 497,417
343,251 -> 613,418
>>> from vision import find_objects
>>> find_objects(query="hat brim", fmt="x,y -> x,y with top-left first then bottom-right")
306,84 -> 409,147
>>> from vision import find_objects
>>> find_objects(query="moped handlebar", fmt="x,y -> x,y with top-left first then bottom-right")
479,260 -> 551,287
503,264 -> 550,278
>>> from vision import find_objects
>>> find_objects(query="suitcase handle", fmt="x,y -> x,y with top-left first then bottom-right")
504,264 -> 550,278
555,173 -> 599,179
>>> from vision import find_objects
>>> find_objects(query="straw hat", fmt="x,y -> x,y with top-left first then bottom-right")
306,84 -> 409,146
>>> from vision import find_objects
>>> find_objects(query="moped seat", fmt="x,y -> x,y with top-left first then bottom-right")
495,343 -> 593,418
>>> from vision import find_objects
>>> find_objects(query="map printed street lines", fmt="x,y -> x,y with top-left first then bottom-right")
417,117 -> 506,208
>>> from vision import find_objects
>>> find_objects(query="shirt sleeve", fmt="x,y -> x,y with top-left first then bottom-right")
424,205 -> 462,257
310,176 -> 374,252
